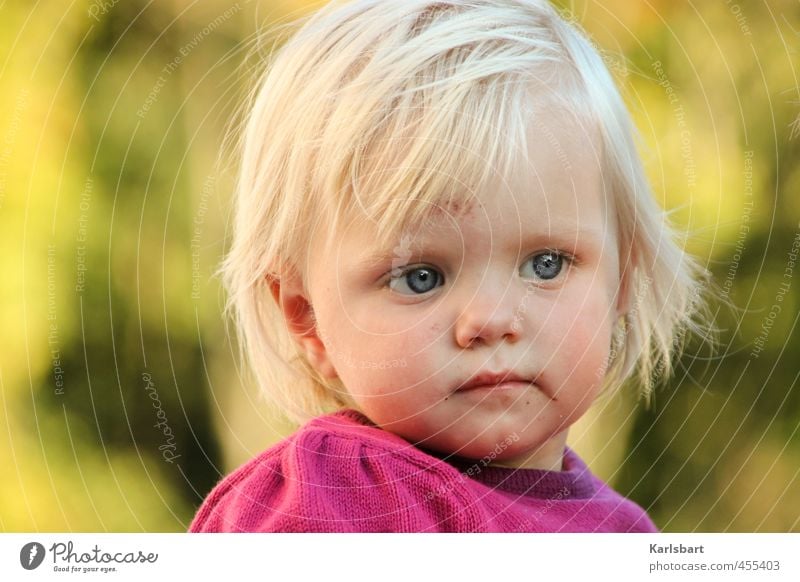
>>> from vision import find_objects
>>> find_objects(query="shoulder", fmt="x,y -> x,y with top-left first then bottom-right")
583,472 -> 660,532
189,409 -> 466,532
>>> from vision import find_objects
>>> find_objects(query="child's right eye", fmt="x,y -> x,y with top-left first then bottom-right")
387,265 -> 444,295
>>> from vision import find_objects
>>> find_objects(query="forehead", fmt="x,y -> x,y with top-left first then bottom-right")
320,100 -> 613,263
505,104 -> 608,225
421,107 -> 609,236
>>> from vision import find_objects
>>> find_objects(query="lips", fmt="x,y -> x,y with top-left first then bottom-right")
456,370 -> 535,392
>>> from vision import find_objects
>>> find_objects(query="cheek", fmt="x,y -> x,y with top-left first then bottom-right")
323,308 -> 443,396
542,286 -> 615,377
533,296 -> 612,426
356,301 -> 443,356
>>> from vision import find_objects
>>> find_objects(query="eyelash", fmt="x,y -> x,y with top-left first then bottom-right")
384,249 -> 576,295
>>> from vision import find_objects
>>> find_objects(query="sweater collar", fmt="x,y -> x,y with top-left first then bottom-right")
334,409 -> 597,500
438,447 -> 597,500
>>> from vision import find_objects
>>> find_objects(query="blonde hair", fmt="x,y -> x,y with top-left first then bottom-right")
221,0 -> 714,424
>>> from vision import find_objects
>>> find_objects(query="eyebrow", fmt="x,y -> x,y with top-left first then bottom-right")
353,248 -> 417,271
354,225 -> 607,270
517,225 -> 606,247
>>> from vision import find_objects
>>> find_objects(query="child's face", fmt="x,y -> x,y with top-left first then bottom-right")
295,106 -> 625,469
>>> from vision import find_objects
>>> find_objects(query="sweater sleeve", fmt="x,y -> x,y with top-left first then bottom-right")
189,424 -> 475,532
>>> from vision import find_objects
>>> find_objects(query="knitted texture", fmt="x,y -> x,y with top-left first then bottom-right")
190,409 -> 658,532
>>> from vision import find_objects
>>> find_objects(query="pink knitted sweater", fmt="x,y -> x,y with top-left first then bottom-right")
190,409 -> 658,532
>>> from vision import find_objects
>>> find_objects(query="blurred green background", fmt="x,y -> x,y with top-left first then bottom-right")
0,0 -> 797,532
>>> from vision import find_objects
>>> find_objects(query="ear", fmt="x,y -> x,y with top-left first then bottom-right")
267,270 -> 339,380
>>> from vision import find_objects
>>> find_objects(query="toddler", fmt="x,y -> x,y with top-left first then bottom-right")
190,0 -> 710,532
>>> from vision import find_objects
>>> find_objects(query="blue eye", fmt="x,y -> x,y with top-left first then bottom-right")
522,251 -> 566,281
388,266 -> 443,295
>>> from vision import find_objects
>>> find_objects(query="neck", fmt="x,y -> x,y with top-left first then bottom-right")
488,430 -> 569,471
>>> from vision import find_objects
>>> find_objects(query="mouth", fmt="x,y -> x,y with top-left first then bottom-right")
458,380 -> 532,394
456,370 -> 536,393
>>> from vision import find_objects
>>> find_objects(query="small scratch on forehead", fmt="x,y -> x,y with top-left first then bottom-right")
426,197 -> 478,221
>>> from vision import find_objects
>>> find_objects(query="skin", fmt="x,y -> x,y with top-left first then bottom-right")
270,103 -> 629,471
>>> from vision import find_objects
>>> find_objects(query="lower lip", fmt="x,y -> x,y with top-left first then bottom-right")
458,381 -> 532,393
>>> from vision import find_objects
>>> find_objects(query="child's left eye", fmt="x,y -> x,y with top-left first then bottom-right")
520,251 -> 570,281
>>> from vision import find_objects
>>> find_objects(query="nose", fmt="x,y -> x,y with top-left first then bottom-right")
454,278 -> 522,348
